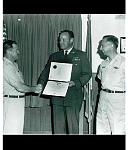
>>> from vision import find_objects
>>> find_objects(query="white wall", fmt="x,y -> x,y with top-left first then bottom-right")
82,14 -> 125,73
81,14 -> 87,51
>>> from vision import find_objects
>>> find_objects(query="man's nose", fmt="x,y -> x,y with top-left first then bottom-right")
100,46 -> 103,51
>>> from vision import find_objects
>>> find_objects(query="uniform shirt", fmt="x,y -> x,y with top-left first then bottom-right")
3,57 -> 25,95
98,54 -> 125,91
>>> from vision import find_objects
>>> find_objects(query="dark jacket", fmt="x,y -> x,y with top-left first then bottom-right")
37,48 -> 92,108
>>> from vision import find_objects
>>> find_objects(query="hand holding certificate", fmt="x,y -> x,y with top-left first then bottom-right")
42,62 -> 73,97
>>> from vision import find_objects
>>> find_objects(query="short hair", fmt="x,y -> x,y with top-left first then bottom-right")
59,30 -> 74,39
102,35 -> 118,49
3,40 -> 17,56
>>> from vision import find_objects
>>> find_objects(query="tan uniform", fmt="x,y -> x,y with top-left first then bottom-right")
96,54 -> 125,134
3,57 -> 25,134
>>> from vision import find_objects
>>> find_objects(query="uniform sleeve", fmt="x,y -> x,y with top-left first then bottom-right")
4,64 -> 24,88
97,64 -> 102,80
37,55 -> 52,89
74,52 -> 92,88
4,64 -> 34,93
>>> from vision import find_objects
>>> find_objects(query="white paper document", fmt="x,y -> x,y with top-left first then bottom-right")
48,62 -> 72,81
42,62 -> 73,97
43,81 -> 69,97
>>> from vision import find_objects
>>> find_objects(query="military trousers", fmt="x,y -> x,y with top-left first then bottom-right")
51,104 -> 80,134
96,90 -> 125,135
3,97 -> 25,134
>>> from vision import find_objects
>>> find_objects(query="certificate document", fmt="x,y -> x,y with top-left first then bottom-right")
43,81 -> 69,97
42,62 -> 73,97
48,62 -> 72,81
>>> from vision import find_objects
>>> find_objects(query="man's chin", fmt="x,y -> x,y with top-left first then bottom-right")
15,57 -> 18,61
60,47 -> 65,50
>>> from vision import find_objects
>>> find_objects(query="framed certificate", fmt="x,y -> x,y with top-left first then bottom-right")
120,37 -> 126,53
42,62 -> 73,97
49,62 -> 72,82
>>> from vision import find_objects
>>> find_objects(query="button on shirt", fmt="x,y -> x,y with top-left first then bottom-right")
3,57 -> 25,95
97,54 -> 125,91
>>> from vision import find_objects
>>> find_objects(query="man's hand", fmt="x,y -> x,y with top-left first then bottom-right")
68,81 -> 75,87
30,86 -> 37,92
35,84 -> 43,93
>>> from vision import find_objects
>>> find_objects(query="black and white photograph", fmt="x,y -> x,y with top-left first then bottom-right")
2,14 -> 126,136
1,0 -> 127,148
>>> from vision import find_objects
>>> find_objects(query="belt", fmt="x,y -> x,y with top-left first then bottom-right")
4,95 -> 25,98
102,89 -> 126,93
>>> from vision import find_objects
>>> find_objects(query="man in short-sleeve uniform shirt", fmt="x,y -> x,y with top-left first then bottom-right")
96,35 -> 125,135
3,40 -> 35,134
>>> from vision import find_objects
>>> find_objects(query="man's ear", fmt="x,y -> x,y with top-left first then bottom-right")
70,38 -> 74,43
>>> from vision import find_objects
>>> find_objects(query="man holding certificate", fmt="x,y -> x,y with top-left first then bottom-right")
36,30 -> 92,134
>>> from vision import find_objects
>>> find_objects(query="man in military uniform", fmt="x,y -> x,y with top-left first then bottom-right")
36,30 -> 92,134
96,35 -> 125,135
3,40 -> 35,134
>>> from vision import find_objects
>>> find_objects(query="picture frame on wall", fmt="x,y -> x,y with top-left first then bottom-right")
120,37 -> 126,53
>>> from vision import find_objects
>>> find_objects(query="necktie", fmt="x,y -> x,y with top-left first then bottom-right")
64,50 -> 68,62
65,50 -> 68,56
